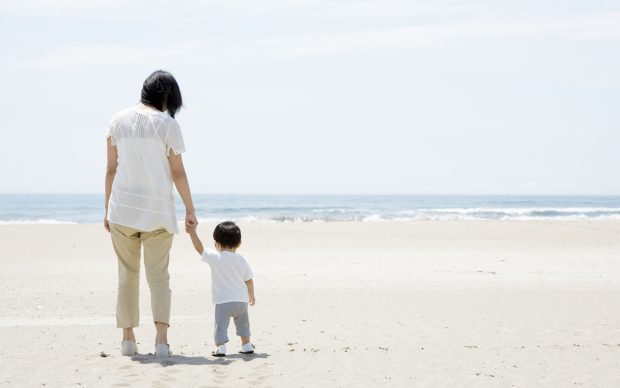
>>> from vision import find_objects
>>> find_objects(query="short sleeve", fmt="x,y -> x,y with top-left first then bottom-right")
201,248 -> 219,264
166,119 -> 186,156
106,115 -> 118,145
243,259 -> 253,281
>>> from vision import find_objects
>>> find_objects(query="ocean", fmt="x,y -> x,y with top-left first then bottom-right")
0,194 -> 619,224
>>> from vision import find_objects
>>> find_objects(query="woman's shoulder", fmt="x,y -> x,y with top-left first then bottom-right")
156,113 -> 181,131
114,104 -> 177,120
110,104 -> 180,131
110,105 -> 139,122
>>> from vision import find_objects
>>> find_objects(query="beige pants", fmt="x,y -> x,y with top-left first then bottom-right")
110,224 -> 173,328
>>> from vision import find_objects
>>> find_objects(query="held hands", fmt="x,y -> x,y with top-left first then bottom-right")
185,212 -> 198,233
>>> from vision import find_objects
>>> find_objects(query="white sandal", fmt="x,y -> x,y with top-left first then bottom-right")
239,343 -> 255,354
155,343 -> 171,358
212,344 -> 226,357
121,340 -> 138,356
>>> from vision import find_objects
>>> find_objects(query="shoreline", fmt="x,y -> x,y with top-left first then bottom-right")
2,216 -> 620,224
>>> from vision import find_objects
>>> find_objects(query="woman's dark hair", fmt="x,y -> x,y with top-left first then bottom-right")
213,221 -> 242,248
140,70 -> 183,118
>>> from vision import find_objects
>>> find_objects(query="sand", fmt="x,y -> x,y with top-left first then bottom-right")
1,220 -> 620,387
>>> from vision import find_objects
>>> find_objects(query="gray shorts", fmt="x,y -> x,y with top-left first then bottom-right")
214,302 -> 251,345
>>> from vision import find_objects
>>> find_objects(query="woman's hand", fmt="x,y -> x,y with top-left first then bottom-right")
104,215 -> 111,232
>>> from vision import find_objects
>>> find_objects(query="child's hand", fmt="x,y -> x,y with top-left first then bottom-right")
185,224 -> 197,234
249,295 -> 256,306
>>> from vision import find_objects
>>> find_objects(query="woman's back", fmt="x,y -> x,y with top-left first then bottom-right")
106,103 -> 185,233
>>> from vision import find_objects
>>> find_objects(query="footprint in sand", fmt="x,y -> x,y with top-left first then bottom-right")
113,363 -> 141,385
246,360 -> 270,386
211,366 -> 229,384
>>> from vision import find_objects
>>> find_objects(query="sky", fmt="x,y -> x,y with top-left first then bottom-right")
1,0 -> 619,195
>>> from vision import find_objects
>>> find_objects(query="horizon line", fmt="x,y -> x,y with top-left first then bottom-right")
1,192 -> 620,197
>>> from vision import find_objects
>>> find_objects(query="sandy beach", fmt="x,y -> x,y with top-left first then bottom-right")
1,220 -> 620,387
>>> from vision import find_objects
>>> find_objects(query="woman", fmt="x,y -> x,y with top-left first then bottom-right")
104,70 -> 197,358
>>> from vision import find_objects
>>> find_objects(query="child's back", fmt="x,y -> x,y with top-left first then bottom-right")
202,248 -> 253,304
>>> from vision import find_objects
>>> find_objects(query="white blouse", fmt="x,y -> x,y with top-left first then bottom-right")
105,103 -> 186,234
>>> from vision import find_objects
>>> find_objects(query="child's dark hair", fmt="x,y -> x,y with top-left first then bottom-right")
213,221 -> 241,248
140,70 -> 183,118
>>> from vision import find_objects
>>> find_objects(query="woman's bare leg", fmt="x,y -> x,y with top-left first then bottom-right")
123,328 -> 136,342
155,322 -> 168,345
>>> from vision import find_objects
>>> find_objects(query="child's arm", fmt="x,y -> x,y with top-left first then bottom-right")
187,227 -> 204,255
245,279 -> 255,306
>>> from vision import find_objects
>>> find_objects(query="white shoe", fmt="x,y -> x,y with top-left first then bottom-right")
240,343 -> 255,354
155,343 -> 171,358
121,340 -> 138,356
212,344 -> 226,357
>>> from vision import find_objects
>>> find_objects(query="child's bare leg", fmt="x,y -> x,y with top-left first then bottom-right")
123,328 -> 135,342
241,336 -> 250,345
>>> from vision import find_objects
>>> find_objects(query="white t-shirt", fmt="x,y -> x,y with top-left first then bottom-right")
105,103 -> 186,234
201,248 -> 254,305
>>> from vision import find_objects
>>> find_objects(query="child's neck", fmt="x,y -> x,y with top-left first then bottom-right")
216,246 -> 237,253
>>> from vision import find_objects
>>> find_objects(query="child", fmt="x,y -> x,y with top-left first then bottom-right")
187,221 -> 256,356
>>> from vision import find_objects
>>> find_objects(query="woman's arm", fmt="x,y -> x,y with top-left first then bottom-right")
104,138 -> 118,232
168,153 -> 198,230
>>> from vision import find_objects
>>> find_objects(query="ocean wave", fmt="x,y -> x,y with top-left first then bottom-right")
2,195 -> 620,224
400,207 -> 620,215
193,209 -> 620,222
0,219 -> 79,225
362,214 -> 386,222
